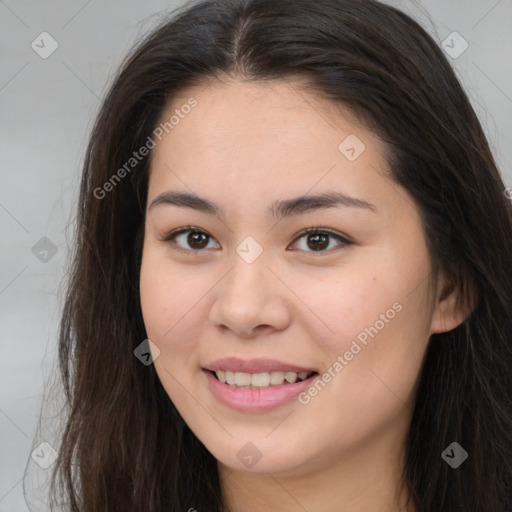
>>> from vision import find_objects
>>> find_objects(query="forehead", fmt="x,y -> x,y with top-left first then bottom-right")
159,78 -> 370,148
150,78 -> 390,185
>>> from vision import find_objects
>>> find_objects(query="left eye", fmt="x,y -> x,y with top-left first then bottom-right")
163,226 -> 351,254
291,228 -> 352,253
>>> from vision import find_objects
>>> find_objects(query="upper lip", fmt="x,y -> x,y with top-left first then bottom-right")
203,357 -> 317,374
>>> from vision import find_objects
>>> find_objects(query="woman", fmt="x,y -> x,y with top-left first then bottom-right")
45,0 -> 512,510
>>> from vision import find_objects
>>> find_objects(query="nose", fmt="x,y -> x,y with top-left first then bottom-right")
208,252 -> 292,338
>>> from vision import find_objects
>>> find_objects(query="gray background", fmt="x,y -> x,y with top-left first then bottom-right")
1,0 -> 511,510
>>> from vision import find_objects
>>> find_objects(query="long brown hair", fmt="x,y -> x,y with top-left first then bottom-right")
34,0 -> 512,510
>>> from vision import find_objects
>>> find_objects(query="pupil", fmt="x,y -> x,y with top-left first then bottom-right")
308,233 -> 328,251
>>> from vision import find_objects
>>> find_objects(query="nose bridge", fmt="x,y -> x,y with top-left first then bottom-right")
209,240 -> 291,335
223,239 -> 272,302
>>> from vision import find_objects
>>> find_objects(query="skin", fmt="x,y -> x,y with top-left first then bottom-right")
139,77 -> 470,512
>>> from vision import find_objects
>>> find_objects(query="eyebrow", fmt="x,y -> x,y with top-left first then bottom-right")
148,190 -> 377,220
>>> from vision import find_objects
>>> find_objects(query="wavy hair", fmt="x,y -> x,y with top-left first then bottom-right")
44,0 -> 512,510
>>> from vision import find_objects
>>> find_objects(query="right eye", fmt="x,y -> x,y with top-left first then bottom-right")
163,225 -> 221,253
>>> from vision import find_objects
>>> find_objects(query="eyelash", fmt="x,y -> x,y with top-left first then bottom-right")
162,225 -> 352,255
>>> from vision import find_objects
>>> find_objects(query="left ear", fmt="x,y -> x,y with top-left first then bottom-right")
430,271 -> 477,334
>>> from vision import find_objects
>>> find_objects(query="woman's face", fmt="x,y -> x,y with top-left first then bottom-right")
139,78 -> 459,477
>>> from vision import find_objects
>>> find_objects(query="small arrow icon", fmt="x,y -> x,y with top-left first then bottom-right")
31,31 -> 59,59
442,32 -> 468,59
237,441 -> 262,468
236,236 -> 263,263
134,339 -> 161,365
32,236 -> 58,263
31,441 -> 58,468
339,134 -> 365,161
444,449 -> 455,458
441,442 -> 468,468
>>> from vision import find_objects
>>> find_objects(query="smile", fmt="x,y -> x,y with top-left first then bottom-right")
203,369 -> 320,412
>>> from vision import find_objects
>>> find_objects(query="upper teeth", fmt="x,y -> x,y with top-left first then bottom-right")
214,370 -> 313,388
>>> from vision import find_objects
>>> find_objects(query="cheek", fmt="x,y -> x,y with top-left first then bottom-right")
300,278 -> 427,443
311,263 -> 430,382
140,248 -> 181,338
139,248 -> 210,360
139,266 -> 173,338
307,272 -> 395,354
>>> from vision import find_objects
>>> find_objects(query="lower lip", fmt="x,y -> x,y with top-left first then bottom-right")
203,369 -> 318,412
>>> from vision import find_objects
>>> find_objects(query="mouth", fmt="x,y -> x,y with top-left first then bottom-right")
201,357 -> 320,411
202,368 -> 320,412
206,369 -> 318,389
